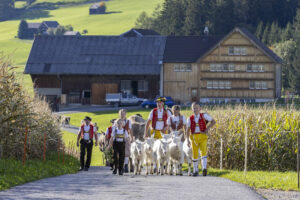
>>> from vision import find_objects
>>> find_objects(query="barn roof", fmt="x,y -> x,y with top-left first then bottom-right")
163,35 -> 224,62
24,35 -> 166,75
121,29 -> 161,37
42,21 -> 59,28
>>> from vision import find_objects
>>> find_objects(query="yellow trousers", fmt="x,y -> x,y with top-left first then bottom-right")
151,129 -> 165,139
190,133 -> 208,160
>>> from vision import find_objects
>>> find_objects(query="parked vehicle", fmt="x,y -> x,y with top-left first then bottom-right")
105,93 -> 144,107
141,96 -> 175,109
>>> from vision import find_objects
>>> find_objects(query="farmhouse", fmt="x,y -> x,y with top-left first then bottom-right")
27,22 -> 41,38
24,35 -> 166,104
162,27 -> 283,104
89,3 -> 106,15
24,27 -> 283,105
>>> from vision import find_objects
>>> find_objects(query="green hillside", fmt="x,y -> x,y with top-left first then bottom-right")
0,0 -> 163,94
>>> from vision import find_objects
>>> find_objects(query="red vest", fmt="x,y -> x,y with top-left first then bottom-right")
80,124 -> 94,139
152,108 -> 168,129
190,113 -> 207,134
107,126 -> 112,139
170,115 -> 183,131
123,120 -> 129,131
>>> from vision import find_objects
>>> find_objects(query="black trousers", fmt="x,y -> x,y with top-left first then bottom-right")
80,139 -> 93,169
113,141 -> 125,171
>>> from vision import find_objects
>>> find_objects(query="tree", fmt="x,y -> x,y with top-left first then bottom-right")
0,0 -> 14,21
281,22 -> 293,41
261,24 -> 270,45
135,11 -> 153,29
184,0 -> 203,35
255,21 -> 264,40
18,20 -> 28,39
269,21 -> 280,44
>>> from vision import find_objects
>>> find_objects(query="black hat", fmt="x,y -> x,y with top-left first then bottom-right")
110,119 -> 116,123
156,97 -> 166,102
84,116 -> 92,121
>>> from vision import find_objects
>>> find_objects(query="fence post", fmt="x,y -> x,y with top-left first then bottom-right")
297,131 -> 299,189
220,137 -> 223,170
57,140 -> 60,162
244,118 -> 248,174
43,133 -> 46,163
22,127 -> 28,166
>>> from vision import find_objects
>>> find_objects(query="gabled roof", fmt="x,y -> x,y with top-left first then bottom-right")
42,21 -> 59,28
164,27 -> 283,64
28,23 -> 41,29
25,36 -> 166,75
121,29 -> 161,37
163,35 -> 224,62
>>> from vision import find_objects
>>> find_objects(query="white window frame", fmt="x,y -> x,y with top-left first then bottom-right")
228,47 -> 234,55
261,81 -> 267,89
229,64 -> 235,72
207,81 -> 213,89
225,81 -> 231,89
249,81 -> 255,89
174,64 -> 180,72
186,64 -> 192,72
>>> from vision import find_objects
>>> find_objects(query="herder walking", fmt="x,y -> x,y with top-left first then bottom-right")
77,116 -> 98,171
187,103 -> 216,176
109,119 -> 130,175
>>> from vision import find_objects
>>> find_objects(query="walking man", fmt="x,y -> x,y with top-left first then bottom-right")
77,116 -> 98,171
168,105 -> 186,139
187,102 -> 216,176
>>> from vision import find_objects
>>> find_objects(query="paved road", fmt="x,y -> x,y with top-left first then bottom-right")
0,167 -> 264,200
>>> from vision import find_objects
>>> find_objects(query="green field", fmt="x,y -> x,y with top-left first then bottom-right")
0,0 -> 163,94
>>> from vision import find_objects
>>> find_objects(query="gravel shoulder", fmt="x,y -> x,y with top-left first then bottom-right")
0,166 -> 264,200
256,189 -> 300,200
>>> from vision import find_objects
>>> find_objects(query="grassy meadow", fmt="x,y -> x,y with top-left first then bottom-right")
0,0 -> 163,94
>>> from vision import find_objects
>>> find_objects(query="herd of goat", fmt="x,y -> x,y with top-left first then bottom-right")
98,114 -> 195,176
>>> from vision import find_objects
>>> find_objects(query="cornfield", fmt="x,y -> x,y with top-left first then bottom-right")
0,55 -> 62,160
182,104 -> 300,171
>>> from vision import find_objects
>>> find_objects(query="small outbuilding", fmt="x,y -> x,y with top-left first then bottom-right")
89,2 -> 106,15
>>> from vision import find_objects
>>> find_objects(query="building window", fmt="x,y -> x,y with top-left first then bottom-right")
174,63 -> 192,72
120,80 -> 131,91
210,63 -> 235,72
138,80 -> 148,91
246,64 -> 265,72
207,80 -> 231,89
228,47 -> 247,56
207,81 -> 213,89
249,81 -> 268,89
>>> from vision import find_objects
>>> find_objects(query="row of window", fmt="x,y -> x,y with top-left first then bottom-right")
209,63 -> 265,72
174,63 -> 192,72
207,80 -> 232,89
249,81 -> 268,89
228,47 -> 247,56
206,80 -> 268,90
246,64 -> 264,72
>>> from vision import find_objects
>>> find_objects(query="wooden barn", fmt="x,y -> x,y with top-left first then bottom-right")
24,35 -> 166,105
162,27 -> 283,104
89,3 -> 106,15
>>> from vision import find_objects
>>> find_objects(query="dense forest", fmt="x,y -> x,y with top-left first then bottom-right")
135,0 -> 300,95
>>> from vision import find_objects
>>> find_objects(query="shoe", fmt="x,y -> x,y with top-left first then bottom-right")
202,169 -> 207,176
84,167 -> 88,171
153,168 -> 157,173
192,172 -> 199,177
124,164 -> 129,173
110,163 -> 114,170
112,169 -> 117,175
130,165 -> 134,173
78,167 -> 84,171
119,169 -> 124,175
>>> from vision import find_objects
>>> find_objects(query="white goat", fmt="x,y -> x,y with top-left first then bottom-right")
143,138 -> 155,175
168,134 -> 184,176
153,138 -> 170,175
183,138 -> 193,176
130,140 -> 144,175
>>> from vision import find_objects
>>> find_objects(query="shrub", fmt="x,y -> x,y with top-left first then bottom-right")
18,20 -> 29,39
0,54 -> 62,160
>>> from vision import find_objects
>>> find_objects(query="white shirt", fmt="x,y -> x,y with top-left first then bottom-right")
167,115 -> 187,129
78,125 -> 92,140
111,127 -> 129,142
187,113 -> 213,133
105,127 -> 113,136
148,108 -> 169,130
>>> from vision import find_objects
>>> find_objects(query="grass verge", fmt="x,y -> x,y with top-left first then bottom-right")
182,164 -> 299,191
61,130 -> 104,166
0,153 -> 79,191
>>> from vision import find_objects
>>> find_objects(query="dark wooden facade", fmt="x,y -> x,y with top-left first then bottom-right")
32,75 -> 159,105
